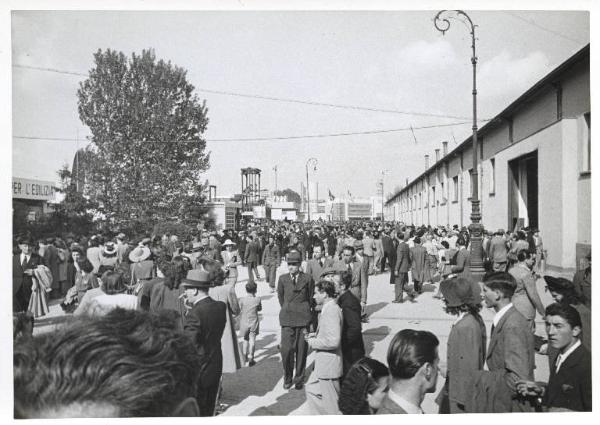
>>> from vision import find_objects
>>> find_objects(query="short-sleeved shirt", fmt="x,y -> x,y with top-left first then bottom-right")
239,295 -> 262,332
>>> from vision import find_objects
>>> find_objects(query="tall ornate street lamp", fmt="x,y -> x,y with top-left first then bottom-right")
305,157 -> 318,222
434,10 -> 485,279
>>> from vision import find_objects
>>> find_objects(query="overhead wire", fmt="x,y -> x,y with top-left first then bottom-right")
13,63 -> 482,120
14,120 -> 487,144
503,12 -> 587,45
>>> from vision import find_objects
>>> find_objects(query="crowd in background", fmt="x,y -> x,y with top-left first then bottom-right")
13,218 -> 592,417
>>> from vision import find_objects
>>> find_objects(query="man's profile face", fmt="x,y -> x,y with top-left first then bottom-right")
342,250 -> 353,264
19,243 -> 31,255
546,314 -> 580,351
481,284 -> 498,308
425,350 -> 441,394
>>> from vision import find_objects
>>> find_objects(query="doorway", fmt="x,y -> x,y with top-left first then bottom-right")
508,151 -> 538,231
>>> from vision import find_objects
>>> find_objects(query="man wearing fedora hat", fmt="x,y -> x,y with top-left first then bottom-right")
182,269 -> 227,416
13,236 -> 42,312
277,251 -> 315,390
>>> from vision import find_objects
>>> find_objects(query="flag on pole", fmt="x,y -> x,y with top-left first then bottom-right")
347,190 -> 352,199
328,189 -> 335,201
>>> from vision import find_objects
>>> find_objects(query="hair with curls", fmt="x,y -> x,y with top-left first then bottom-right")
338,357 -> 389,415
444,302 -> 483,316
387,329 -> 439,380
517,249 -> 532,262
545,302 -> 583,330
14,309 -> 201,418
315,279 -> 337,298
78,258 -> 94,274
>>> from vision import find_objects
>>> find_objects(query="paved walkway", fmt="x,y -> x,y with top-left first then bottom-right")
33,262 -> 558,415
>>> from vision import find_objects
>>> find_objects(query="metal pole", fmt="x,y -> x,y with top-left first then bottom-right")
434,9 -> 484,279
306,163 -> 310,222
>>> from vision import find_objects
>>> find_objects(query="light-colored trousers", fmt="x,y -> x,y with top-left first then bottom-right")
305,378 -> 341,415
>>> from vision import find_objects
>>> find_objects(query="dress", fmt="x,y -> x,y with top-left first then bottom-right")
209,283 -> 242,373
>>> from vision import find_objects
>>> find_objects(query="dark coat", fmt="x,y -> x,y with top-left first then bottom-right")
183,297 -> 227,390
42,245 -> 60,289
409,245 -> 427,282
262,243 -> 281,266
381,234 -> 394,254
394,241 -> 411,275
337,291 -> 365,375
451,248 -> 473,282
487,236 -> 508,263
304,257 -> 333,283
244,241 -> 260,263
545,343 -> 591,411
13,253 -> 42,312
277,272 -> 314,327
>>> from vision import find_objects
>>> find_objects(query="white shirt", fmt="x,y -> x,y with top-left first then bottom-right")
493,303 -> 513,327
555,339 -> 581,373
387,389 -> 423,414
20,253 -> 30,265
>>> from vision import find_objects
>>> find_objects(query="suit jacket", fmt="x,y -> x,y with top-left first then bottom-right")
487,236 -> 508,263
381,235 -> 394,254
468,306 -> 534,412
41,245 -> 60,287
545,343 -> 591,411
304,257 -> 333,283
446,313 -> 487,407
451,248 -> 473,282
394,241 -> 411,275
13,253 -> 42,312
262,243 -> 281,266
362,236 -> 375,256
409,245 -> 427,281
308,299 -> 343,379
221,250 -> 241,278
244,241 -> 260,263
336,260 -> 368,304
337,290 -> 365,374
277,272 -> 314,327
376,395 -> 408,414
373,238 -> 384,256
183,297 -> 227,389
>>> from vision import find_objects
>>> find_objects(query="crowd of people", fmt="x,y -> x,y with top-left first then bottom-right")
13,218 -> 592,416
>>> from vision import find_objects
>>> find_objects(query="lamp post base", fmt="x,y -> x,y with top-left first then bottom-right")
468,221 -> 486,282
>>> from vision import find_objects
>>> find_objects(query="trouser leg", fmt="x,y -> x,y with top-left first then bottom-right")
269,265 -> 277,287
247,262 -> 255,283
197,382 -> 220,416
294,326 -> 308,384
280,326 -> 295,385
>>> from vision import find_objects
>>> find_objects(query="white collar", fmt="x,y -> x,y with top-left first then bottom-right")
454,311 -> 467,325
387,389 -> 423,414
493,303 -> 513,327
556,339 -> 581,372
193,294 -> 209,305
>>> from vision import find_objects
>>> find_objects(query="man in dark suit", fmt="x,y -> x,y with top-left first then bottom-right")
409,237 -> 427,294
334,269 -> 365,377
450,237 -> 473,282
262,235 -> 281,292
393,233 -> 413,303
244,235 -> 261,283
13,236 -> 42,313
182,269 -> 227,416
377,329 -> 440,414
467,272 -> 535,413
277,251 -> 314,390
517,303 -> 591,412
380,230 -> 395,276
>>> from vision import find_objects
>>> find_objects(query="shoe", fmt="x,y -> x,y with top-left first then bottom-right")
294,381 -> 304,390
392,299 -> 404,303
283,382 -> 293,390
361,317 -> 369,323
433,294 -> 443,299
248,359 -> 256,367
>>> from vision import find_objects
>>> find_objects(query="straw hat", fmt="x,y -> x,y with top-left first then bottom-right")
129,245 -> 151,263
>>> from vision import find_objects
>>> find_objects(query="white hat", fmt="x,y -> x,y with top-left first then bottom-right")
223,239 -> 235,246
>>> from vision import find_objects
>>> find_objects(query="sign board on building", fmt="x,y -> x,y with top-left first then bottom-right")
13,178 -> 55,201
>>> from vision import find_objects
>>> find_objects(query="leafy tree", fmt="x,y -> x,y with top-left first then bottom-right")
77,48 -> 210,229
274,188 -> 301,205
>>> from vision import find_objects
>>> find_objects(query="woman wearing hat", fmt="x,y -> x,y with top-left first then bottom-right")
436,277 -> 486,414
87,270 -> 138,317
129,239 -> 156,296
221,240 -> 241,286
98,241 -> 119,274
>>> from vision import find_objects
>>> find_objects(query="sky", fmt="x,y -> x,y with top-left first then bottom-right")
10,6 -> 590,200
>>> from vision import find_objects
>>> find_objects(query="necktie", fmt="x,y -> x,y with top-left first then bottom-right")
22,255 -> 28,268
490,324 -> 495,335
347,264 -> 352,272
320,260 -> 323,268
555,354 -> 563,373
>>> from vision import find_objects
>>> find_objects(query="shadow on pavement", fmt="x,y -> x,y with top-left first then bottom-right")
363,325 -> 392,357
249,363 -> 314,416
220,334 -> 281,403
365,301 -> 387,317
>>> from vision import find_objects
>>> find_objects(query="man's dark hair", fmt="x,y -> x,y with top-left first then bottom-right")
440,240 -> 449,249
413,236 -> 421,245
14,309 -> 201,418
545,302 -> 583,330
343,246 -> 355,255
316,279 -> 338,298
517,249 -> 532,262
78,258 -> 95,274
482,271 -> 517,299
387,329 -> 439,380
